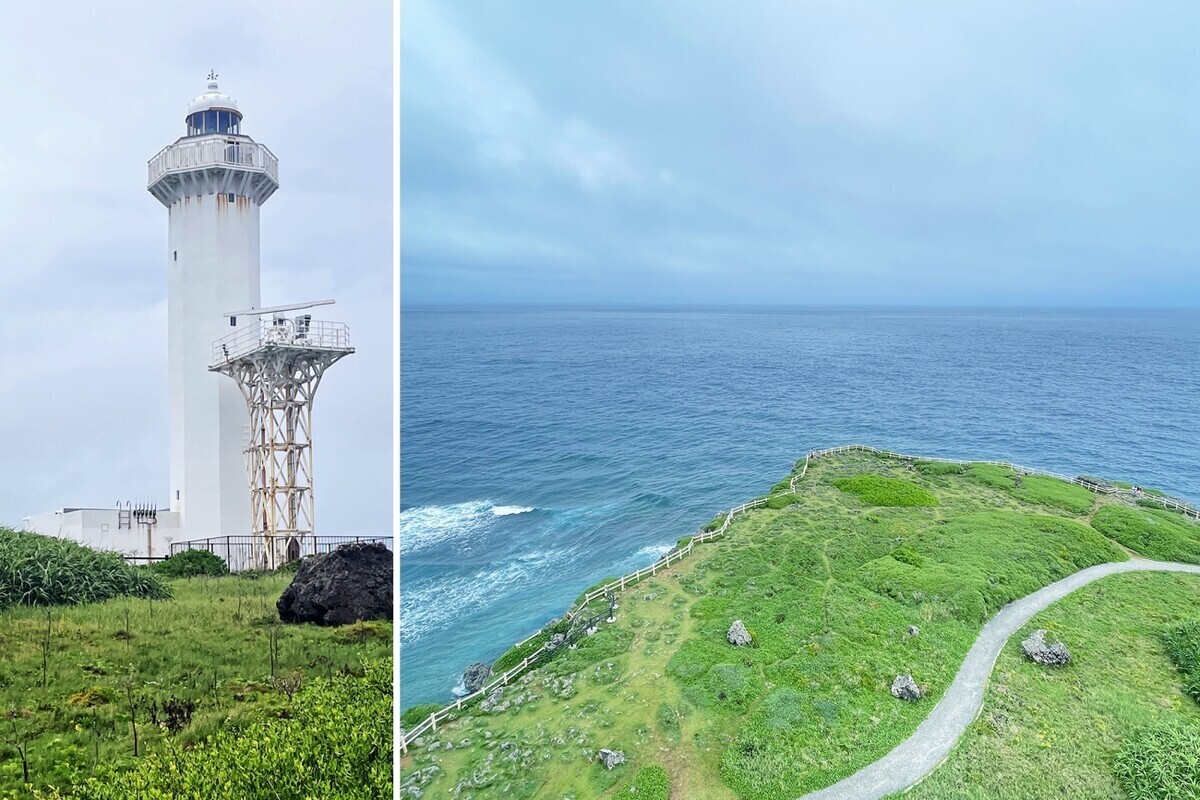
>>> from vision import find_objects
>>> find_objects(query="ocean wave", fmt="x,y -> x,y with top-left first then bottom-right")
633,543 -> 673,560
493,505 -> 535,516
399,549 -> 564,641
400,499 -> 535,554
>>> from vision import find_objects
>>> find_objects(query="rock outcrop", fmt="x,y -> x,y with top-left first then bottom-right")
461,662 -> 491,694
597,749 -> 626,769
891,674 -> 922,702
1021,629 -> 1071,666
727,620 -> 752,647
277,542 -> 392,626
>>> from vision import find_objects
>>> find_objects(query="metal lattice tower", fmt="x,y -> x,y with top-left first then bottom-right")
209,302 -> 353,570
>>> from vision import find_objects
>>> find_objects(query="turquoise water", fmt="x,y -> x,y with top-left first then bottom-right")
399,307 -> 1200,710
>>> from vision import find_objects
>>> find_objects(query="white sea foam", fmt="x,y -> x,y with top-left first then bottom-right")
400,499 -> 535,554
634,543 -> 673,559
399,549 -> 563,641
492,505 -> 535,516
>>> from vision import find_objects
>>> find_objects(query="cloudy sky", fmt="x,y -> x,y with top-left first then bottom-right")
0,3 -> 392,532
402,1 -> 1200,307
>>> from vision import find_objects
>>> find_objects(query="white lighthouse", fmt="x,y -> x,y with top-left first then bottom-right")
147,74 -> 279,540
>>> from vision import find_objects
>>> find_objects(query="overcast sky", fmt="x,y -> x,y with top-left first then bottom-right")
401,1 -> 1200,307
0,3 -> 392,532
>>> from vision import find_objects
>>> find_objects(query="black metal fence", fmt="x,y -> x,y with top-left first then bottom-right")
168,535 -> 393,573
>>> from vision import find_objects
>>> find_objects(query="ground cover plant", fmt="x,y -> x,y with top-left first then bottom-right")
0,571 -> 391,799
966,465 -> 1095,514
41,658 -> 392,800
831,474 -> 938,507
400,451 -> 1169,800
0,528 -> 167,608
1164,620 -> 1200,703
1090,505 -> 1200,565
898,572 -> 1200,800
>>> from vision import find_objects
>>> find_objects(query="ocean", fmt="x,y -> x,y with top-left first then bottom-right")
399,307 -> 1200,711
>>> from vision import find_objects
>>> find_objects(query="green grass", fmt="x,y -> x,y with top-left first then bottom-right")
1114,719 -> 1200,800
966,466 -> 1095,514
0,573 -> 391,798
0,528 -> 167,608
914,461 -> 965,476
400,452 -> 1152,800
832,475 -> 939,507
896,571 -> 1200,800
1090,505 -> 1200,564
1164,621 -> 1200,703
615,765 -> 670,800
40,658 -> 392,800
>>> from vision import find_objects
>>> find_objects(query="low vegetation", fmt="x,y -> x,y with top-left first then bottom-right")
896,572 -> 1200,800
1090,505 -> 1200,565
0,571 -> 391,798
966,465 -> 1095,514
1164,620 -> 1200,703
831,474 -> 939,507
0,528 -> 167,609
149,549 -> 229,579
43,658 -> 392,800
401,451 -> 1196,800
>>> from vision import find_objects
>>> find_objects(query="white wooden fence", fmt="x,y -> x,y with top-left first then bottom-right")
399,443 -> 1195,752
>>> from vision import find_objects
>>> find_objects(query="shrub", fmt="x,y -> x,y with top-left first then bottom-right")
765,493 -> 799,510
1090,506 -> 1200,564
400,703 -> 442,728
832,475 -> 938,507
1163,621 -> 1200,703
1012,475 -> 1094,514
151,549 -> 229,578
45,658 -> 393,800
0,528 -> 169,608
915,461 -> 965,475
702,514 -> 728,533
616,765 -> 670,800
1113,719 -> 1200,800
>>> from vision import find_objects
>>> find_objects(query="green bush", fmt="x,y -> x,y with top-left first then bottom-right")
616,765 -> 670,800
0,527 -> 169,608
915,461 -> 965,475
1090,506 -> 1200,564
966,466 -> 1094,513
702,514 -> 728,533
1164,621 -> 1200,703
1113,719 -> 1200,800
44,658 -> 392,800
832,475 -> 938,507
151,549 -> 229,578
765,493 -> 800,510
400,702 -> 443,728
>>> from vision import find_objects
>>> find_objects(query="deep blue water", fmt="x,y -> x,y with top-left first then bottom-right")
399,307 -> 1200,711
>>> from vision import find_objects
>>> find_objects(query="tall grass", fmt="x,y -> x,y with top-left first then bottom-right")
832,475 -> 938,507
0,528 -> 167,608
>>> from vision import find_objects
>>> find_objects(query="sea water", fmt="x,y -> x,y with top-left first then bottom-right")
399,307 -> 1200,710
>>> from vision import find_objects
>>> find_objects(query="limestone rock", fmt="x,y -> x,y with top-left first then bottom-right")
891,674 -> 922,702
277,542 -> 392,626
597,748 -> 626,769
548,633 -> 566,649
462,662 -> 491,694
1021,629 -> 1071,666
727,620 -> 752,647
906,625 -> 920,637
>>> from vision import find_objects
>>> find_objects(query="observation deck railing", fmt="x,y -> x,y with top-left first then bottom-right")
398,444 -> 1197,751
210,319 -> 352,365
147,137 -> 279,186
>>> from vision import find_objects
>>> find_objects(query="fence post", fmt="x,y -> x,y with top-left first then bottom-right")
430,712 -> 437,732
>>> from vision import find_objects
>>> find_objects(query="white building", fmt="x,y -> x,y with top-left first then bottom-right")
21,507 -> 181,562
24,76 -> 279,556
148,75 -> 278,541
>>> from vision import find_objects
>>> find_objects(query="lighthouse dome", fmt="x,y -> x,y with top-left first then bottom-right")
185,76 -> 243,136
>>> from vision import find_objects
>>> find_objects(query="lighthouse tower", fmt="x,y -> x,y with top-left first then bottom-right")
147,75 -> 279,540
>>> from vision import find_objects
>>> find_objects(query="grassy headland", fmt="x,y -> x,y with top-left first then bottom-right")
400,451 -> 1200,799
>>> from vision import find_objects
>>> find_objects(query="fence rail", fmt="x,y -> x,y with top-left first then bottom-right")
398,443 -> 1196,751
170,534 -> 392,573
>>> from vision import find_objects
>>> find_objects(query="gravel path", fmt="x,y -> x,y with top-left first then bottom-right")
798,559 -> 1200,800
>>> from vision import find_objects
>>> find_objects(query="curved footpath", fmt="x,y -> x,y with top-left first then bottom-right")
799,559 -> 1200,800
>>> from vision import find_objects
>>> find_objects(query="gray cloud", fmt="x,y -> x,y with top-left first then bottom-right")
401,1 -> 1200,307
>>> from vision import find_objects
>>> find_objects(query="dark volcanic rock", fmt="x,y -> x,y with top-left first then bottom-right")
1021,629 -> 1071,666
462,662 -> 491,694
277,542 -> 392,626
